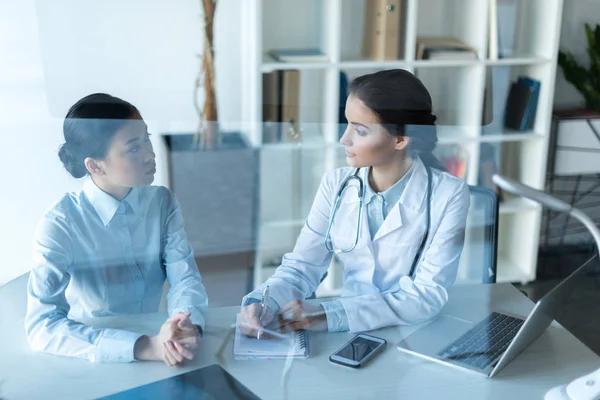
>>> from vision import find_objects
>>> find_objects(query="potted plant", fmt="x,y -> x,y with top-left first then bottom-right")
542,23 -> 600,264
163,0 -> 258,267
557,23 -> 600,112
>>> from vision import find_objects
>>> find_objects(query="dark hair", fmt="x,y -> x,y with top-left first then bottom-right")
58,93 -> 139,178
348,69 -> 447,171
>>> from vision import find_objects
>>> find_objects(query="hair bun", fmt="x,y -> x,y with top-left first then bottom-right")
58,143 -> 87,179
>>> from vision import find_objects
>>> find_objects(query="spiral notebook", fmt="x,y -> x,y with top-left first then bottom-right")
233,315 -> 309,360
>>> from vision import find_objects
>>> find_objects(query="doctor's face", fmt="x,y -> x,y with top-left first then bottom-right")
340,95 -> 404,169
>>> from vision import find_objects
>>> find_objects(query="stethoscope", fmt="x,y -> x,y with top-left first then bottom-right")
324,163 -> 432,278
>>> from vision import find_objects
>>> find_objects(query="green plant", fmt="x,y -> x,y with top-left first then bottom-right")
558,23 -> 600,110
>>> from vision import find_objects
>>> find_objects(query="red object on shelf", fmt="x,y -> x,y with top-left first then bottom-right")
443,157 -> 466,179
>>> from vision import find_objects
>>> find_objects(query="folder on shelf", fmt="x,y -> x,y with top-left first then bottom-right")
482,68 -> 494,126
361,0 -> 406,60
262,71 -> 280,144
280,70 -> 301,142
262,70 -> 301,143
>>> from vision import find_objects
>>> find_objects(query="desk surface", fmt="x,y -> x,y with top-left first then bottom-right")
1,274 -> 598,400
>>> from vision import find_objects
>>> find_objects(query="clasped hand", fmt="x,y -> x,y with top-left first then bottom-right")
135,312 -> 201,366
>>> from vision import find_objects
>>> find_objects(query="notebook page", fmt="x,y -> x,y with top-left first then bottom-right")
234,315 -> 304,357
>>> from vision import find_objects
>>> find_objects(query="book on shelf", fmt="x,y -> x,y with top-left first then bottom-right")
361,0 -> 406,61
338,71 -> 349,139
504,76 -> 541,131
268,48 -> 329,63
262,70 -> 301,144
426,50 -> 477,60
415,36 -> 477,60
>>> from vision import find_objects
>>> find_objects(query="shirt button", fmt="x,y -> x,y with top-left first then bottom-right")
119,356 -> 124,361
135,300 -> 141,305
124,246 -> 131,252
135,275 -> 142,281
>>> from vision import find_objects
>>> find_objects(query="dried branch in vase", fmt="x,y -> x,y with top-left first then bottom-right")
194,0 -> 219,150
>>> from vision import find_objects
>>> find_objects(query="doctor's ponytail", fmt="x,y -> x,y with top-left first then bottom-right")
348,69 -> 447,172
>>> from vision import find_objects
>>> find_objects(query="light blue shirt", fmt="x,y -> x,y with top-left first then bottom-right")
25,177 -> 208,363
321,162 -> 415,332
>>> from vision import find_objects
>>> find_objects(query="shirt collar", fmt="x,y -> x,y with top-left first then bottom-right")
83,177 -> 140,226
364,158 -> 416,206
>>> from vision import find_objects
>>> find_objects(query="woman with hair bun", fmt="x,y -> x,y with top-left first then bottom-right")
26,93 -> 208,367
239,69 -> 470,337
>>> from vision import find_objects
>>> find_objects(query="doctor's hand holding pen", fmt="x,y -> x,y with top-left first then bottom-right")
278,300 -> 328,332
239,299 -> 328,339
238,302 -> 276,339
134,312 -> 201,366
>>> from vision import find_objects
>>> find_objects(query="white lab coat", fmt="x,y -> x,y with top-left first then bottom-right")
252,156 -> 471,332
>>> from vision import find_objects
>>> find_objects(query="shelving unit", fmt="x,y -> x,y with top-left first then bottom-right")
241,0 -> 564,290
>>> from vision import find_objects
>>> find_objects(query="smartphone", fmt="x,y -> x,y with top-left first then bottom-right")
329,334 -> 387,368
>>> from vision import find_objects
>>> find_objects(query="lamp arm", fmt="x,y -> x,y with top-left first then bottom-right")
570,208 -> 600,255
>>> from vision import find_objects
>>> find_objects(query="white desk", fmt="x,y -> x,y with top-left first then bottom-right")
1,273 -> 598,400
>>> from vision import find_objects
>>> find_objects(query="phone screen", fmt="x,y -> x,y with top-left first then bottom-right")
334,336 -> 382,362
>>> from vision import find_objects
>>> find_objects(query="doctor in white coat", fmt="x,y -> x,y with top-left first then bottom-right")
239,69 -> 471,336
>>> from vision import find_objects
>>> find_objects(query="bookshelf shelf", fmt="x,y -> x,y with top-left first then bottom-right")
484,57 -> 552,66
411,59 -> 481,68
242,0 -> 564,289
261,61 -> 332,72
338,59 -> 410,69
262,57 -> 553,72
479,132 -> 545,143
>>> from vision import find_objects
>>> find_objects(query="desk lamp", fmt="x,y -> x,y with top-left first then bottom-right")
492,174 -> 600,400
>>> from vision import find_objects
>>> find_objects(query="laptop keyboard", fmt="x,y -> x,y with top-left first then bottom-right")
436,312 -> 525,370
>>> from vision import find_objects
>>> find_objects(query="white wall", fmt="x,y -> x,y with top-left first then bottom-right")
0,0 -> 596,286
553,0 -> 600,109
0,0 -> 242,285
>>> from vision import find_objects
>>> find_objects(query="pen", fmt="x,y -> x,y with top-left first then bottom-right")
257,286 -> 269,339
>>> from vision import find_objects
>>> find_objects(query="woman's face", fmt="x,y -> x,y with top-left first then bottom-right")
92,112 -> 156,188
340,95 -> 406,169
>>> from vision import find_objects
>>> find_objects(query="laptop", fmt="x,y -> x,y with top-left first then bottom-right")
396,255 -> 597,378
98,364 -> 261,399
